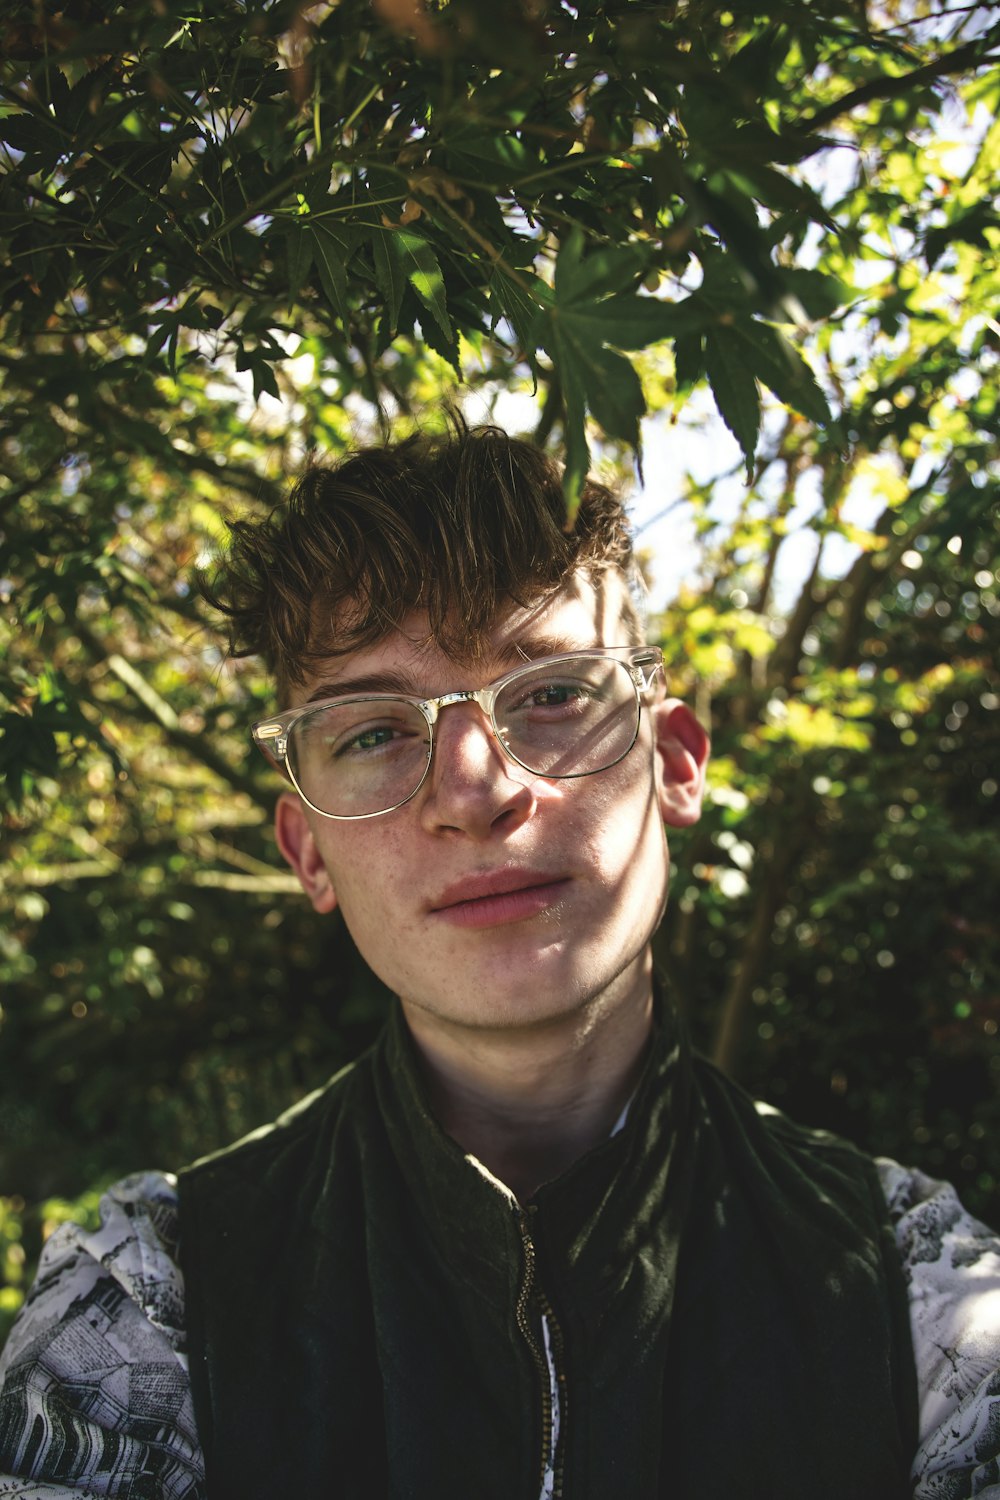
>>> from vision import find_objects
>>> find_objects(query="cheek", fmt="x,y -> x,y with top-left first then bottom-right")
318,826 -> 413,925
602,789 -> 671,936
575,756 -> 664,870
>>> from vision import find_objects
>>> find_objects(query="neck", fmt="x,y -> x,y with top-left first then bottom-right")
401,958 -> 655,1201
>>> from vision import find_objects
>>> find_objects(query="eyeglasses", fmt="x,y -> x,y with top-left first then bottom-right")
252,646 -> 663,821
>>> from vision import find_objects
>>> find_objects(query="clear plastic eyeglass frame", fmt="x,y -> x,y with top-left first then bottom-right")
252,645 -> 664,821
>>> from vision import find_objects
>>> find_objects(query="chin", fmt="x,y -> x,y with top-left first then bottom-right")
431,948 -> 641,1033
440,991 -> 587,1033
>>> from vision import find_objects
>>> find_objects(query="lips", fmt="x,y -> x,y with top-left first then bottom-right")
429,868 -> 570,928
431,868 -> 566,909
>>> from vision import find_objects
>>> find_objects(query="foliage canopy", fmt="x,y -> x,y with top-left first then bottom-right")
1,0 -> 998,1334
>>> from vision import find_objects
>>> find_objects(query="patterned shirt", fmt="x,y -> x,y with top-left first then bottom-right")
0,1159 -> 998,1498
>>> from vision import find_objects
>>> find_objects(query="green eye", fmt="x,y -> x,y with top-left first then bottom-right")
334,720 -> 426,758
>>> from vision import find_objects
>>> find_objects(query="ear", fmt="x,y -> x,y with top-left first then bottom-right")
274,791 -> 339,913
651,698 -> 710,828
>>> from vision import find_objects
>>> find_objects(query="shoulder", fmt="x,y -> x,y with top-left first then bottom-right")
708,1078 -> 1000,1493
1,1171 -> 185,1370
692,1058 -> 889,1219
0,1172 -> 204,1498
695,1056 -> 876,1166
180,1051 -> 372,1192
749,1093 -> 869,1161
875,1159 -> 1000,1498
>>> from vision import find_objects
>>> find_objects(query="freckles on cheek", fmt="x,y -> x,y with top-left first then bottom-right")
321,828 -> 409,934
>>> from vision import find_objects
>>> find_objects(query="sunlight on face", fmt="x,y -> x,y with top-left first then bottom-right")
277,572 -> 675,1037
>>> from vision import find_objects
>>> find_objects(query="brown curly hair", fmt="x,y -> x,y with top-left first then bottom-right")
207,423 -> 640,704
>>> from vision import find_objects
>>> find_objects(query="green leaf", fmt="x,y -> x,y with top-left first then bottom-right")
673,330 -> 705,392
778,268 -> 851,320
558,362 -> 590,520
538,315 -> 590,516
716,159 -> 836,227
704,325 -> 761,475
236,348 -> 280,402
924,203 -> 1000,270
741,322 -> 831,425
395,231 -> 454,346
140,313 -> 179,373
561,294 -> 703,350
488,263 -> 550,353
445,128 -> 533,176
537,234 -> 713,491
553,228 -> 646,304
0,113 -> 63,164
370,229 -> 406,335
580,345 -> 644,446
309,222 -> 355,327
415,299 -> 461,372
286,222 -> 313,303
252,359 -> 280,402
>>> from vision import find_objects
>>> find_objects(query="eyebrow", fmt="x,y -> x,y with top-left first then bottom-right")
511,632 -> 600,662
302,635 -> 603,706
304,671 -> 418,704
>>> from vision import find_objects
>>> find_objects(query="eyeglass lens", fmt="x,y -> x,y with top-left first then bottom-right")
286,655 -> 640,818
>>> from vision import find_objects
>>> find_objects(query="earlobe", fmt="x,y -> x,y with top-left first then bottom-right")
652,699 -> 710,828
274,791 -> 339,913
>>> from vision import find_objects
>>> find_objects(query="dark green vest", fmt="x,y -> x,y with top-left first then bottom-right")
178,1002 -> 917,1499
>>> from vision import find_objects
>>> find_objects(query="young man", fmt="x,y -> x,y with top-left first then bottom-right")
1,426 -> 998,1499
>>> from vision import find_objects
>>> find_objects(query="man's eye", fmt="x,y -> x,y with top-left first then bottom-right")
529,683 -> 588,707
510,679 -> 597,713
331,719 -> 418,756
348,725 -> 398,752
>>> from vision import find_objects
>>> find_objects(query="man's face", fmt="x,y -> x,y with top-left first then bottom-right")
275,570 -> 707,1037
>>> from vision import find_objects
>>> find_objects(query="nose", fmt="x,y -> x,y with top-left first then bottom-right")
418,701 -> 536,840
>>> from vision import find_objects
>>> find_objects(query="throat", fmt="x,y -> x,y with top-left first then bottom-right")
403,981 -> 654,1201
454,1099 -> 631,1202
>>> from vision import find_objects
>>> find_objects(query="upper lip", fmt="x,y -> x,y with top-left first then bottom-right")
429,868 -> 568,911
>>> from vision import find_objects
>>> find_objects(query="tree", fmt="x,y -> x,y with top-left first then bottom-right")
1,1 -> 998,1338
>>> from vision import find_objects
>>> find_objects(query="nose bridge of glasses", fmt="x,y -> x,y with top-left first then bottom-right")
421,688 -> 509,774
423,688 -> 490,720
422,686 -> 500,743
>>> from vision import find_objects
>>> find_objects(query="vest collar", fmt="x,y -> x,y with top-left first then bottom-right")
372,991 -> 697,1314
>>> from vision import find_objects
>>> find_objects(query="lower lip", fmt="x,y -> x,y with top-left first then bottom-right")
432,880 -> 570,929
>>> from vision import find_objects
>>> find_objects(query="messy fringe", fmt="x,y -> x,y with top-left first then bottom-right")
206,422 -> 637,703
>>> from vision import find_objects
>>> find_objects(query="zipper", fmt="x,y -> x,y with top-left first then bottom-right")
516,1207 -> 568,1499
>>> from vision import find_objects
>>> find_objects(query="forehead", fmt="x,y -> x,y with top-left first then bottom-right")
293,571 -> 636,706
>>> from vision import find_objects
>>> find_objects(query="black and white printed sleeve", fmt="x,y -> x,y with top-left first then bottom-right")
879,1161 -> 1000,1499
0,1173 -> 203,1499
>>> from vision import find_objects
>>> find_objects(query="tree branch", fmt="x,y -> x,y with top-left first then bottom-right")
800,36 -> 998,133
766,540 -> 826,689
711,812 -> 810,1076
74,623 -> 269,807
